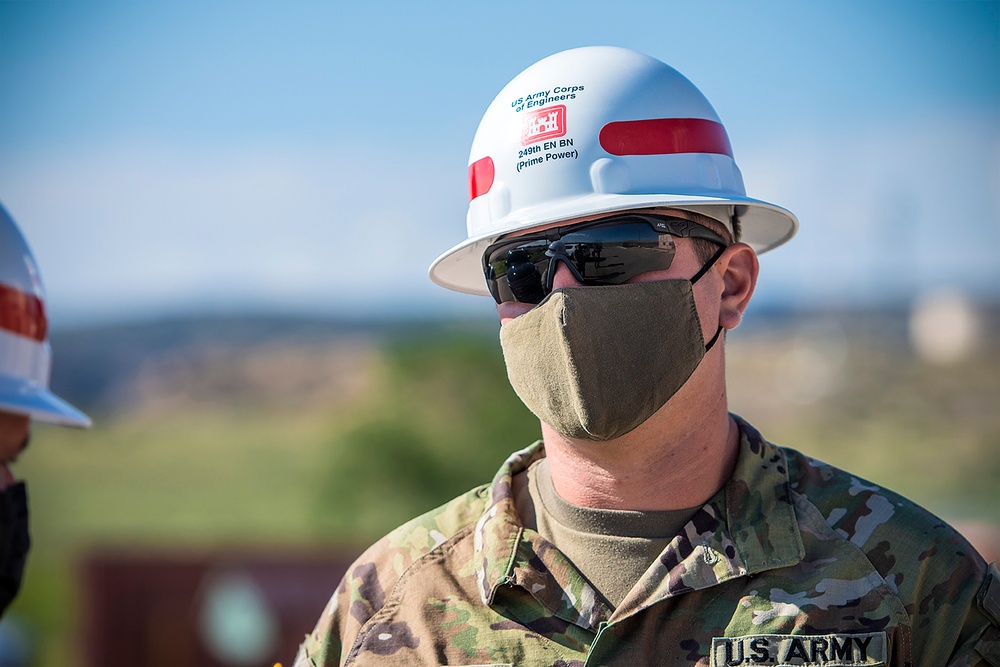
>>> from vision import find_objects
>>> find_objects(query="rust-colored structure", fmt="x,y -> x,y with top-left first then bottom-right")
79,548 -> 359,667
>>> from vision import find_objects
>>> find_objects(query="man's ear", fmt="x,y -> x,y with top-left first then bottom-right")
717,243 -> 758,330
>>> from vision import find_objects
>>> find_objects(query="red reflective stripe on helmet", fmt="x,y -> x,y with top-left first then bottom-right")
469,156 -> 495,200
599,118 -> 733,157
0,284 -> 47,342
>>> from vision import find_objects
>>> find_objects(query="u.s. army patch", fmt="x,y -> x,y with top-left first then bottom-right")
711,632 -> 886,666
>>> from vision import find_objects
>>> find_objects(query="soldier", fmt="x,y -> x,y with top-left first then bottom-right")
296,47 -> 999,665
0,203 -> 91,615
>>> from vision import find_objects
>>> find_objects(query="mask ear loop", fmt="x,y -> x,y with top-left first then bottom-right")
704,325 -> 724,352
688,244 -> 728,352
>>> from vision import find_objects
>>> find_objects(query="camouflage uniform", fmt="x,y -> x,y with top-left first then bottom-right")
295,417 -> 1000,666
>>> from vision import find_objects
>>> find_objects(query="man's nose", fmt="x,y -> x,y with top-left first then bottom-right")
549,259 -> 583,291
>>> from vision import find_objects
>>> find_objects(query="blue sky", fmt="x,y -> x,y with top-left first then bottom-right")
1,1 -> 997,326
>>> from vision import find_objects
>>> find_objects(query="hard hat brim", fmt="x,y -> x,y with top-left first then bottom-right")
0,376 -> 92,428
429,194 -> 798,296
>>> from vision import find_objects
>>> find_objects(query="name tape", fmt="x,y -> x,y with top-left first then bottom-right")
711,632 -> 887,666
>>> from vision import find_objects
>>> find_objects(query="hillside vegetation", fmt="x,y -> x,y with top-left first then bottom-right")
11,310 -> 1000,665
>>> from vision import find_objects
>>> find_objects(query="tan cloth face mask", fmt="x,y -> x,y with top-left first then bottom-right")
500,279 -> 721,441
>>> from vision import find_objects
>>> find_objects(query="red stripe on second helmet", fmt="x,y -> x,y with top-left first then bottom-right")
0,284 -> 47,343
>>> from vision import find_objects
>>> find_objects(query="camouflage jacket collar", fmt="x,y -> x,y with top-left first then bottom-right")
473,416 -> 806,632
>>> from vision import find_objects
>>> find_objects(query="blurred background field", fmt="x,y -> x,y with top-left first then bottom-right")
6,300 -> 999,666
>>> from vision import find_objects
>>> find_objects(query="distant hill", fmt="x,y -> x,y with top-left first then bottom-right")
47,313 -> 498,415
45,302 -> 999,418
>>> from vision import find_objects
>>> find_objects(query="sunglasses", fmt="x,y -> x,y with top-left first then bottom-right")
483,214 -> 729,304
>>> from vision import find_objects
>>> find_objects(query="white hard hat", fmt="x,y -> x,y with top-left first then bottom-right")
0,203 -> 91,428
429,46 -> 799,295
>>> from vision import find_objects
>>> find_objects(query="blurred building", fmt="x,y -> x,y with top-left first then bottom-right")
79,548 -> 358,667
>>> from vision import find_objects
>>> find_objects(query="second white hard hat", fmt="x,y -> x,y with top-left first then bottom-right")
429,46 -> 798,296
0,203 -> 91,428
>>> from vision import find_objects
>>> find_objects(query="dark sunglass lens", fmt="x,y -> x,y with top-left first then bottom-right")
487,241 -> 544,276
484,218 -> 680,302
558,222 -> 674,283
504,249 -> 546,303
486,240 -> 549,303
